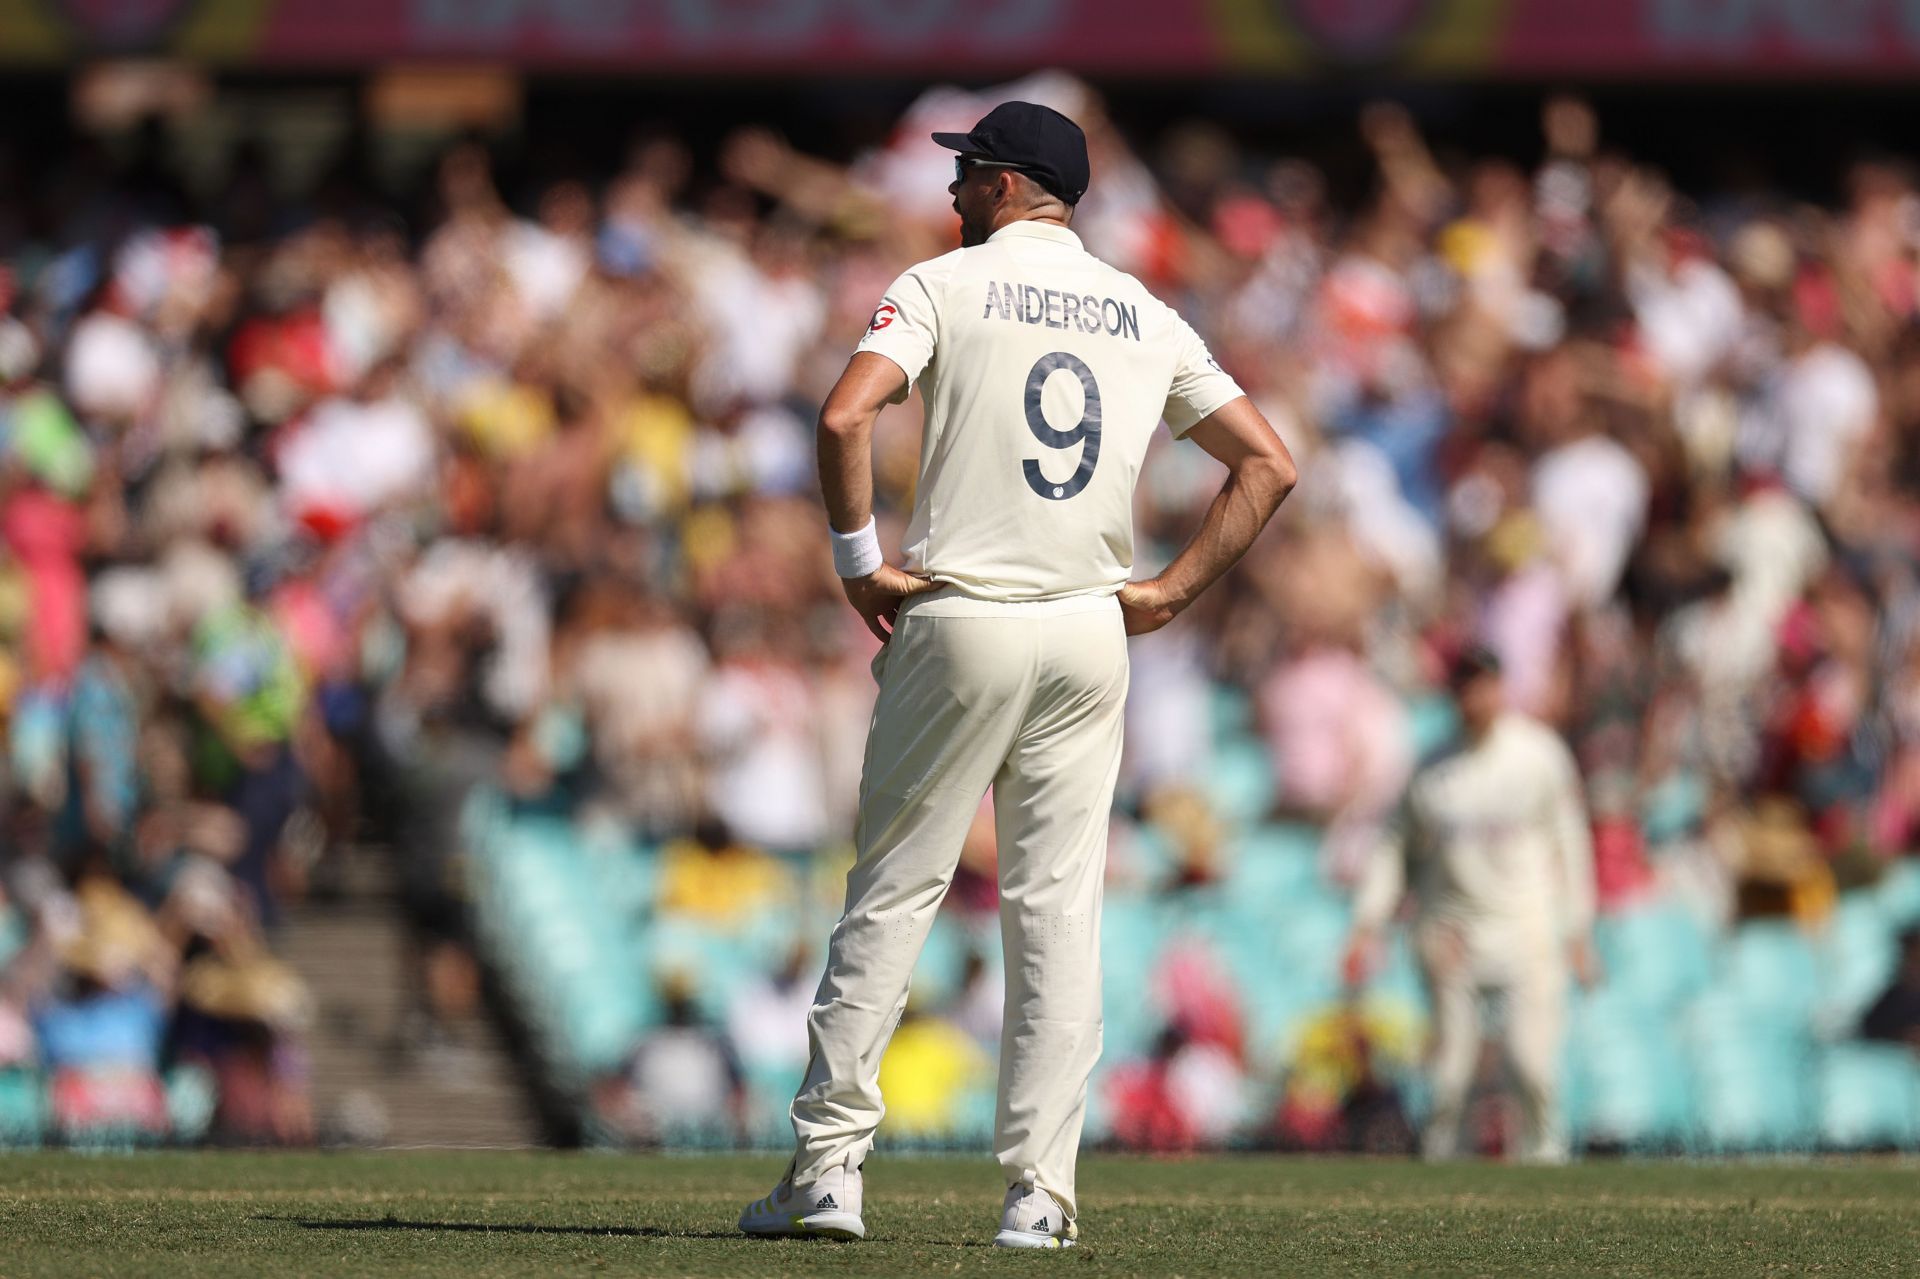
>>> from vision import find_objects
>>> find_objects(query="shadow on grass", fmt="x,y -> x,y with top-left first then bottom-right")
257,1216 -> 992,1246
255,1215 -> 743,1240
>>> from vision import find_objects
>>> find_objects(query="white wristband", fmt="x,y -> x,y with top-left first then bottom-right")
830,516 -> 884,579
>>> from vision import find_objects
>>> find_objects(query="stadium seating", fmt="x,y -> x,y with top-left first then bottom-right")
461,780 -> 1920,1155
1207,682 -> 1255,742
1683,987 -> 1817,1152
0,1070 -> 46,1148
1820,893 -> 1899,1038
1880,859 -> 1920,930
1638,773 -> 1708,847
1203,734 -> 1276,827
1594,902 -> 1713,1012
1566,991 -> 1693,1149
1405,694 -> 1459,762
465,797 -> 654,1088
1815,1042 -> 1920,1149
1224,823 -> 1324,901
1718,920 -> 1823,1029
1098,893 -> 1168,1062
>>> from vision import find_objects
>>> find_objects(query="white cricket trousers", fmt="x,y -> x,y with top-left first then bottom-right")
788,590 -> 1128,1223
1417,923 -> 1569,1163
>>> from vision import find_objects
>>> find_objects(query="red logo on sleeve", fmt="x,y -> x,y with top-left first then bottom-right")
868,302 -> 898,332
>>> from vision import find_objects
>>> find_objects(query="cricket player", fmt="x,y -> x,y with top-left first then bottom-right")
739,101 -> 1296,1246
1343,646 -> 1598,1163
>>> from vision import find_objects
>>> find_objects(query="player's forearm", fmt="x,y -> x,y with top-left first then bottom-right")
1558,821 -> 1598,942
817,405 -> 879,534
1154,452 -> 1294,609
1351,832 -> 1408,934
1551,770 -> 1598,941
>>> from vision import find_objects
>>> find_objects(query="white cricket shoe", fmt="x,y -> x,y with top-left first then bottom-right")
737,1155 -> 865,1240
993,1178 -> 1078,1249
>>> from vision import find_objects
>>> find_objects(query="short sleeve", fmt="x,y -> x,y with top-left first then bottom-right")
1162,315 -> 1245,437
854,264 -> 942,403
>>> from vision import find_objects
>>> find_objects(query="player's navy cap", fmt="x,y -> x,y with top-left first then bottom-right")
933,101 -> 1090,206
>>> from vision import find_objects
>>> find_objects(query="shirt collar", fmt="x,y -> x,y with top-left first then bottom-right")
987,220 -> 1083,249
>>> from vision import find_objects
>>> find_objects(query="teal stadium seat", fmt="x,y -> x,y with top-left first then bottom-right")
955,1085 -> 998,1143
1684,990 -> 1816,1151
1595,902 -> 1712,1011
562,983 -> 650,1077
1406,693 -> 1459,762
1224,823 -> 1323,903
1638,772 -> 1707,847
0,1070 -> 46,1148
1180,826 -> 1350,1060
1101,895 -> 1167,1054
1816,1042 -> 1920,1149
1207,681 -> 1255,743
1099,1008 -> 1158,1065
475,807 -> 659,1083
1719,920 -> 1821,1030
1081,1070 -> 1112,1142
582,839 -> 659,922
645,917 -> 753,1023
1122,822 -> 1178,886
1101,895 -> 1165,996
745,1059 -> 801,1130
1691,1056 -> 1814,1152
1270,895 -> 1352,991
459,787 -> 510,859
912,911 -> 972,1008
1204,734 -> 1275,827
1160,881 -> 1233,938
1821,894 -> 1899,1037
1364,930 -> 1428,1015
164,1064 -> 216,1144
1244,896 -> 1351,1060
1568,992 -> 1691,1149
1878,858 -> 1920,930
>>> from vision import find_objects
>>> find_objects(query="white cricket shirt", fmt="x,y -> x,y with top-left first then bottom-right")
1354,712 -> 1597,961
855,220 -> 1244,602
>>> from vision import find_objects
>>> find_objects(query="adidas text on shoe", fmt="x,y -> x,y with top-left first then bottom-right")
994,1181 -> 1077,1250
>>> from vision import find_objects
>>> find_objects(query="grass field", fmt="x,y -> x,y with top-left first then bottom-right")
2,1150 -> 1917,1277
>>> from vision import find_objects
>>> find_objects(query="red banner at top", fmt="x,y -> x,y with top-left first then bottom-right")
8,0 -> 1920,76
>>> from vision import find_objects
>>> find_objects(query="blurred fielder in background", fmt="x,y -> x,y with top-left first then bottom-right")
1344,646 -> 1598,1164
739,101 -> 1296,1247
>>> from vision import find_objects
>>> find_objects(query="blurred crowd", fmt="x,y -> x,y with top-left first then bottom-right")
3,71 -> 1920,1150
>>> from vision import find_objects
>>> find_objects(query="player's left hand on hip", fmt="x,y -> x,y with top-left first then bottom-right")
1118,578 -> 1181,636
843,565 -> 937,642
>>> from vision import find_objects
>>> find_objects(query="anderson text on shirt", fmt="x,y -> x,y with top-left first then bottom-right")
982,282 -> 1141,341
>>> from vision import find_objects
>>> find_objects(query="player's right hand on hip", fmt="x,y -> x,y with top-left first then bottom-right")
1118,578 -> 1181,636
842,565 -> 937,643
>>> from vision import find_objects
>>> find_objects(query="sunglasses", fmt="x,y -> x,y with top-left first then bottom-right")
954,155 -> 1033,184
